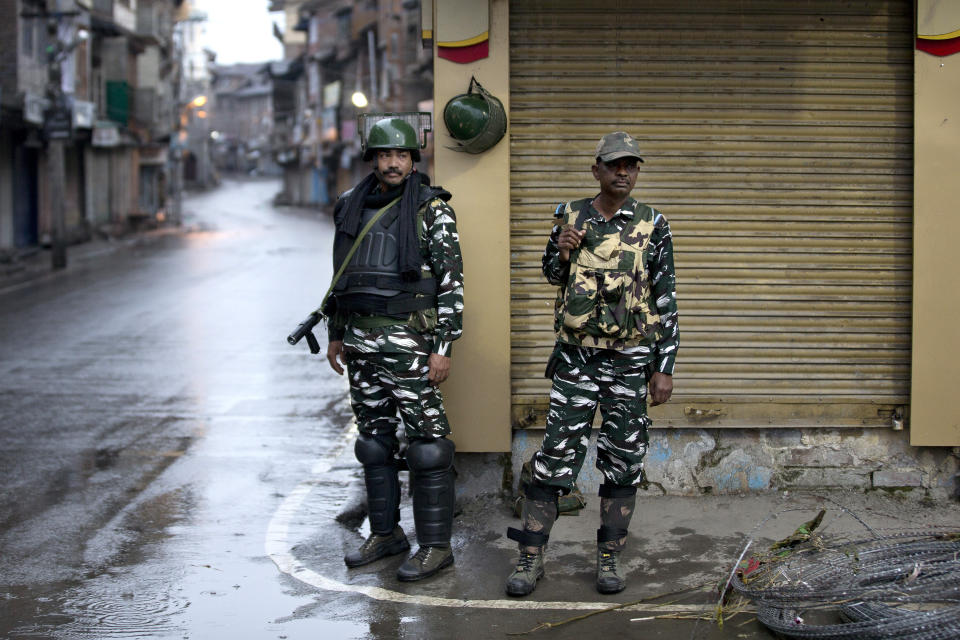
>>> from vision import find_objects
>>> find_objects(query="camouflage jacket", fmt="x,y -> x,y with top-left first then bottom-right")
326,188 -> 464,357
542,197 -> 678,375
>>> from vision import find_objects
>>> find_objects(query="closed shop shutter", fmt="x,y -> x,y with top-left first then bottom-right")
88,151 -> 111,225
509,0 -> 913,429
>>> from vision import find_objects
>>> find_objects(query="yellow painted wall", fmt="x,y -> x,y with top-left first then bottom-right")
912,1 -> 960,445
433,0 -> 511,452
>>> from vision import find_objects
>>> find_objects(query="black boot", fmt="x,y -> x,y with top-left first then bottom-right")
505,482 -> 559,596
344,526 -> 410,568
346,434 -> 408,568
596,483 -> 637,594
397,438 -> 456,581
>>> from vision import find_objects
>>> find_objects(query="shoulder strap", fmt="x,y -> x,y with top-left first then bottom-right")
318,195 -> 401,316
573,199 -> 592,230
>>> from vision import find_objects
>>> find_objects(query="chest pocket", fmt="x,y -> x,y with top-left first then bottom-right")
562,225 -> 638,336
559,208 -> 660,340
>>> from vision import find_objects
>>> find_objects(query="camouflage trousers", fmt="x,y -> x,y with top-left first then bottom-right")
531,343 -> 652,491
343,324 -> 450,442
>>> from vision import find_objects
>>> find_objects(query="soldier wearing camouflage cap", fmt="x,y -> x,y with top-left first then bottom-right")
325,116 -> 464,582
504,131 -> 679,597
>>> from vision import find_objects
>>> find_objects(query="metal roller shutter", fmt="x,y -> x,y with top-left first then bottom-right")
509,0 -> 913,429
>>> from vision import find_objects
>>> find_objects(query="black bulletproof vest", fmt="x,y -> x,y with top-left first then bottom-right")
332,199 -> 438,316
335,202 -> 404,298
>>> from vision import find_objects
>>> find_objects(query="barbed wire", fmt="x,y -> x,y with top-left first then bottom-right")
725,502 -> 960,640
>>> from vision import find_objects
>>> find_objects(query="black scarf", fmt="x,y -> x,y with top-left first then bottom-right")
338,171 -> 428,282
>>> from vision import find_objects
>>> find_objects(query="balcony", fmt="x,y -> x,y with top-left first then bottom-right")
134,88 -> 174,139
136,1 -> 173,42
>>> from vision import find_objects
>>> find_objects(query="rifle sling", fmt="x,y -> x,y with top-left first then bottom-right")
318,195 -> 402,316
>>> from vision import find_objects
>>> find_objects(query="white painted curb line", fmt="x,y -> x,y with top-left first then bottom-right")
265,425 -> 712,614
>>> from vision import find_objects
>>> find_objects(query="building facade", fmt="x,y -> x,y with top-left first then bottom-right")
268,0 -> 432,208
428,0 -> 960,499
0,0 -> 185,257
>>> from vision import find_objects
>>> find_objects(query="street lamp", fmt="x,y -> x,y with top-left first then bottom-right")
172,95 -> 210,224
38,12 -> 88,270
351,90 -> 368,108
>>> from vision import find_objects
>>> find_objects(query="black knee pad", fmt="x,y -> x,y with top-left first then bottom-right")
406,437 -> 455,472
355,433 -> 395,466
406,437 -> 455,546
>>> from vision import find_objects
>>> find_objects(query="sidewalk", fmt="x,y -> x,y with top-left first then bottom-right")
307,441 -> 960,638
0,225 -> 186,296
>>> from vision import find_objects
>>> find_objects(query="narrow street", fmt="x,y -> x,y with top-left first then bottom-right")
0,178 -> 366,638
7,177 -> 938,640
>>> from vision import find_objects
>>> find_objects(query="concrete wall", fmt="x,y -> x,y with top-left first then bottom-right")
0,132 -> 12,248
498,428 -> 959,502
912,0 -> 960,446
16,16 -> 46,97
101,37 -> 129,82
432,0 -> 511,453
136,45 -> 160,88
0,0 -> 18,107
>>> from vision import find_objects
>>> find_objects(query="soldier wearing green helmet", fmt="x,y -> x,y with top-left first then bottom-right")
505,131 -> 679,598
324,115 -> 464,582
362,117 -> 422,162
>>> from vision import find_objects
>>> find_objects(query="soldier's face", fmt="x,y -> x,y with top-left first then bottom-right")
375,149 -> 414,188
592,157 -> 639,199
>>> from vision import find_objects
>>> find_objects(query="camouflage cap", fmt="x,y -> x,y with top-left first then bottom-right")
594,131 -> 644,163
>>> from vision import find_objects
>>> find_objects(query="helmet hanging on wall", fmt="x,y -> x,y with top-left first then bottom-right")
442,76 -> 507,154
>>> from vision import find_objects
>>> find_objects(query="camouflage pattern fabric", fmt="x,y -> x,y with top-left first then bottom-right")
343,323 -> 450,440
543,197 -> 678,375
328,190 -> 464,357
330,185 -> 462,441
600,495 -> 636,552
518,498 -> 557,553
531,344 -> 652,491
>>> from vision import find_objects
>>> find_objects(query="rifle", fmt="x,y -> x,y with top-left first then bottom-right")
287,311 -> 322,354
286,195 -> 401,356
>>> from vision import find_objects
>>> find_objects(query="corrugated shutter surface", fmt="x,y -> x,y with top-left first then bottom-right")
509,0 -> 913,429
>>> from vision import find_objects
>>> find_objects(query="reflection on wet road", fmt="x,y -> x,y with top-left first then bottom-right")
0,179 -> 367,639
0,178 -> 786,640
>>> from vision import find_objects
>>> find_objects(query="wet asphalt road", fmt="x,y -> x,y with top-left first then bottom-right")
0,178 -> 770,639
0,178 -> 363,638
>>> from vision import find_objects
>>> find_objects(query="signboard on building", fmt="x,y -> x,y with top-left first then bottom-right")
24,93 -> 47,126
323,81 -> 341,108
73,100 -> 95,129
139,145 -> 168,165
44,105 -> 73,140
92,121 -> 121,147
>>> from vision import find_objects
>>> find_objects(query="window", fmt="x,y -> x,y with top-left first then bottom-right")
336,7 -> 352,41
22,19 -> 35,57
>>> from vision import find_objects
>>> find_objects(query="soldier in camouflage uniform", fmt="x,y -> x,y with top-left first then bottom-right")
325,117 -> 464,582
505,132 -> 678,596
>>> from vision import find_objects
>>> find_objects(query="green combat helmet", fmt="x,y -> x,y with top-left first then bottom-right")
443,76 -> 507,154
362,117 -> 422,162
